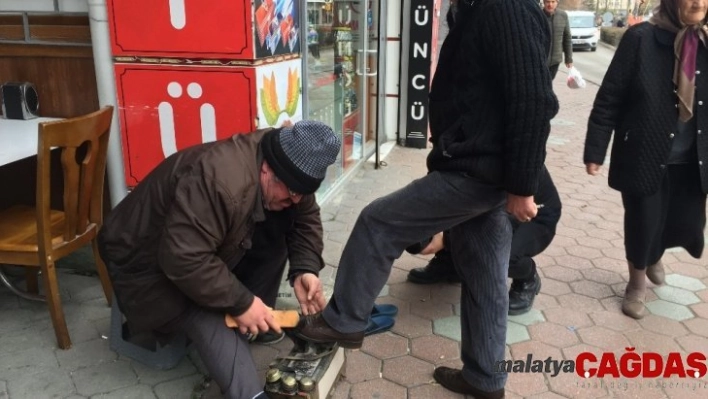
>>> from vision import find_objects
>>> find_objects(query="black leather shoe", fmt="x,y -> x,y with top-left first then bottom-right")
433,367 -> 505,398
295,314 -> 364,349
407,252 -> 460,284
252,330 -> 285,345
508,271 -> 541,316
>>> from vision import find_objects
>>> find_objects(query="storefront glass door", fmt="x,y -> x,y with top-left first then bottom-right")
304,0 -> 382,194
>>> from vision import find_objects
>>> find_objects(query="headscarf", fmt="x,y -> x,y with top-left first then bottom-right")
649,1 -> 708,122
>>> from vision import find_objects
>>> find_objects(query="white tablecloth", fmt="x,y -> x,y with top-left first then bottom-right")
0,117 -> 62,166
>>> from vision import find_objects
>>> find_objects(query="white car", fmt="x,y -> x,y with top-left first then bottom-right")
567,10 -> 599,52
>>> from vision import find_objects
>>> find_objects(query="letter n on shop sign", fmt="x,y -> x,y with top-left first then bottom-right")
406,0 -> 434,148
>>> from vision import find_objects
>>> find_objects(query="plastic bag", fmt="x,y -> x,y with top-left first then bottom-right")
567,66 -> 587,89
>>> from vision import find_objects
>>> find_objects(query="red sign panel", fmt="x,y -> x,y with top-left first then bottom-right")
107,0 -> 255,59
115,64 -> 257,186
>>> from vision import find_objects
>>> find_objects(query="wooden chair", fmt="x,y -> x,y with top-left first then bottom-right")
0,106 -> 115,349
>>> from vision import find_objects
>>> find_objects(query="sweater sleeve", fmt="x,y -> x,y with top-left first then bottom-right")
584,25 -> 642,165
482,0 -> 559,196
562,14 -> 573,64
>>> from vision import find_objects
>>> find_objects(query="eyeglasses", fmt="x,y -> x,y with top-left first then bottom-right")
273,175 -> 301,198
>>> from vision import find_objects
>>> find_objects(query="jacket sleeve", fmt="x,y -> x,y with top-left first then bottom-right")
563,14 -> 573,64
157,174 -> 254,316
285,194 -> 325,282
584,26 -> 641,165
483,1 -> 559,196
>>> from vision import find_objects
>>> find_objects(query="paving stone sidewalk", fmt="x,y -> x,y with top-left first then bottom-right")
2,76 -> 708,399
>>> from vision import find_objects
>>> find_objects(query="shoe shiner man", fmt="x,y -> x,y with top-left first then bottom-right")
98,121 -> 339,399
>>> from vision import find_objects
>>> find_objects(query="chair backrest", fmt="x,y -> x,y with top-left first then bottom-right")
36,106 -> 113,246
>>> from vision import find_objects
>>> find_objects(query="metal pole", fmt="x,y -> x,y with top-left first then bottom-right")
88,0 -> 128,208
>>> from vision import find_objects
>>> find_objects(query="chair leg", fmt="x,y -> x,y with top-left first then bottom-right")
41,258 -> 71,349
92,238 -> 113,307
26,269 -> 39,294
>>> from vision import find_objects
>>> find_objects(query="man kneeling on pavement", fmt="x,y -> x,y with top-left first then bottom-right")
98,121 -> 340,399
408,166 -> 561,315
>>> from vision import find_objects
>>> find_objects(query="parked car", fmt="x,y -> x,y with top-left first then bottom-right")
567,10 -> 599,52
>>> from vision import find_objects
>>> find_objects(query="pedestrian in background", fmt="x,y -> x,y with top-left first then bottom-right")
297,0 -> 558,397
584,0 -> 708,320
543,0 -> 573,79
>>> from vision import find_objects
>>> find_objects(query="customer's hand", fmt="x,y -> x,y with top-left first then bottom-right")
566,62 -> 573,69
420,232 -> 445,255
586,163 -> 601,176
234,296 -> 281,336
293,273 -> 326,315
506,194 -> 538,222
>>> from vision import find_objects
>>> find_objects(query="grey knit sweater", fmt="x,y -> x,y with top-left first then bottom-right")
427,0 -> 559,196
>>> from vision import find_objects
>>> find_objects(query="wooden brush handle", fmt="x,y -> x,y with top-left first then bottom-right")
225,310 -> 300,329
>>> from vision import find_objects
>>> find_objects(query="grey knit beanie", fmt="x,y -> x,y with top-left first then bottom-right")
261,120 -> 341,194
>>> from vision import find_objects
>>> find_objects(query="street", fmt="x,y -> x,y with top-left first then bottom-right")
559,42 -> 616,87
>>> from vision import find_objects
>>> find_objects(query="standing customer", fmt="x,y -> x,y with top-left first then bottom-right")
297,0 -> 558,397
407,166 -> 562,316
584,0 -> 708,320
543,0 -> 573,79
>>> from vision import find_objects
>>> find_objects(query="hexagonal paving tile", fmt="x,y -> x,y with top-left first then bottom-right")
580,268 -> 624,285
509,340 -> 563,362
527,322 -> 579,348
361,333 -> 409,360
506,370 -> 549,397
508,308 -> 545,326
543,307 -> 593,330
349,378 -> 406,399
391,313 -> 433,339
409,300 -> 454,321
556,293 -> 605,313
637,314 -> 689,337
506,321 -> 530,345
570,280 -> 615,299
543,266 -> 583,282
410,335 -> 459,365
683,318 -> 708,337
342,351 -> 382,384
653,286 -> 701,306
665,274 -> 707,291
645,300 -> 695,321
382,356 -> 434,387
408,383 -> 466,399
628,330 -> 683,353
576,326 -> 631,352
433,316 -> 460,342
388,283 -> 431,302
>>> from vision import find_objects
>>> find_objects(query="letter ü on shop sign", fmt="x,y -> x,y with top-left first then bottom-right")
494,349 -> 708,379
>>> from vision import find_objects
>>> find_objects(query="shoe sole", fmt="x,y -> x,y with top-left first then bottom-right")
294,333 -> 363,349
252,334 -> 285,345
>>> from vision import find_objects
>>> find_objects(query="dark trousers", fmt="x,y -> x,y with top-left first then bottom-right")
507,220 -> 555,280
435,220 -> 555,282
323,171 -> 511,391
548,64 -> 560,80
159,209 -> 293,398
231,208 -> 293,307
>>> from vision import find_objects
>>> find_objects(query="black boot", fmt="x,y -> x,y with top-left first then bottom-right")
407,250 -> 460,284
508,271 -> 541,315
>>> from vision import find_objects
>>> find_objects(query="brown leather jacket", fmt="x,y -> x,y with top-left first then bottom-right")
98,129 -> 324,332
